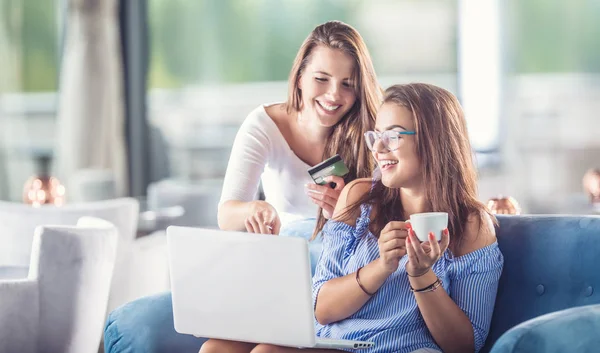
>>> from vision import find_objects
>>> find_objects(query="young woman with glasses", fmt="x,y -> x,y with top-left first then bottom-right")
208,84 -> 504,353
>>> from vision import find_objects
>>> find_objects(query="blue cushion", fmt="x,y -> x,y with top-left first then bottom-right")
490,304 -> 600,353
482,215 -> 600,352
104,292 -> 207,353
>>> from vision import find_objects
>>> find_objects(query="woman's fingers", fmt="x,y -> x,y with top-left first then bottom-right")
421,242 -> 432,255
266,212 -> 281,235
245,202 -> 281,235
409,230 -> 427,259
379,229 -> 409,244
258,211 -> 278,234
381,221 -> 410,234
307,192 -> 341,219
244,219 -> 253,233
428,232 -> 442,259
440,228 -> 450,252
307,192 -> 338,209
245,217 -> 259,233
306,183 -> 339,215
309,197 -> 335,215
306,183 -> 340,206
406,235 -> 419,266
405,228 -> 449,275
257,220 -> 272,234
324,175 -> 346,191
305,183 -> 340,198
386,248 -> 405,260
246,211 -> 278,235
380,237 -> 406,252
271,217 -> 281,235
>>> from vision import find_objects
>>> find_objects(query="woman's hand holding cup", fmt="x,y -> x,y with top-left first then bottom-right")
405,212 -> 450,277
377,221 -> 410,275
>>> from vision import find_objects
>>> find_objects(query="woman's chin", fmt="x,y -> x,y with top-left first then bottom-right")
316,114 -> 342,128
381,174 -> 400,188
314,107 -> 347,127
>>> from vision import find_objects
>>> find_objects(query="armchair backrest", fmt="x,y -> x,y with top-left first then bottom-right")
482,215 -> 600,352
0,198 -> 138,267
30,225 -> 117,353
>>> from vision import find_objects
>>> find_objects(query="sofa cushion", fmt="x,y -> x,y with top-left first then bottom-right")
490,304 -> 600,353
482,215 -> 600,352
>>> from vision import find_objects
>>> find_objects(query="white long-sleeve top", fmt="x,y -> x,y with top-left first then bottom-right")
219,104 -> 318,226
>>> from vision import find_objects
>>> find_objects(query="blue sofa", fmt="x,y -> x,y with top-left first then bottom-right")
104,215 -> 600,353
484,215 -> 600,352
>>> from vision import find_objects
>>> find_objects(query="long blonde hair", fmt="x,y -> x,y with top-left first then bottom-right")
285,21 -> 382,238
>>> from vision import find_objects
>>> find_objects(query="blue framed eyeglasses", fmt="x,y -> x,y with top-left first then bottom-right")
364,130 -> 416,152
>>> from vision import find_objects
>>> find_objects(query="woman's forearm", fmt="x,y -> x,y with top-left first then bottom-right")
217,200 -> 256,231
315,258 -> 390,325
410,270 -> 474,353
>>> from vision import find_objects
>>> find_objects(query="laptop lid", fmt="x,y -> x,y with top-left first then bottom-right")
167,226 -> 316,347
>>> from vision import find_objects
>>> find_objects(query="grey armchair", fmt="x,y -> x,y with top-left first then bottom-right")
0,223 -> 118,353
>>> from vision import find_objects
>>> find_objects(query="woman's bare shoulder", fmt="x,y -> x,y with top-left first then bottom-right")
332,178 -> 373,225
455,211 -> 497,257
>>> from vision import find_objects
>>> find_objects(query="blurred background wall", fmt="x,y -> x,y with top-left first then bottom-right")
0,0 -> 599,217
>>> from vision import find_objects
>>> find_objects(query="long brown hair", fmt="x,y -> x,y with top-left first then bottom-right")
340,83 -> 494,250
285,21 -> 382,237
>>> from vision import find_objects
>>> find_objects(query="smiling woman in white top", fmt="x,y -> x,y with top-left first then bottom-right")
102,20 -> 382,353
217,20 -> 382,239
219,104 -> 317,228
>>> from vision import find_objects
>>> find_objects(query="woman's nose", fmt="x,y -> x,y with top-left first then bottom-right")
373,138 -> 388,153
327,82 -> 342,100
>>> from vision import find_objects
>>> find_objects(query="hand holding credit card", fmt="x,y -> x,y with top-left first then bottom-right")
306,155 -> 349,219
307,154 -> 349,187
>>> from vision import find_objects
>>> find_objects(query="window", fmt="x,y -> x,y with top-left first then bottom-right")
0,0 -> 62,201
146,0 -> 459,183
507,0 -> 600,73
148,0 -> 457,88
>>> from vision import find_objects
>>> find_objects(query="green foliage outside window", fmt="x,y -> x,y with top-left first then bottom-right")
0,0 -> 59,93
507,0 -> 600,73
1,0 -> 599,93
148,0 -> 354,88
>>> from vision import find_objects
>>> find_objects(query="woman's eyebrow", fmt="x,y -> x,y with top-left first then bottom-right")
384,124 -> 408,131
313,70 -> 332,77
314,70 -> 352,80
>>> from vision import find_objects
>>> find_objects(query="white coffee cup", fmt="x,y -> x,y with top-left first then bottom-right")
409,212 -> 448,242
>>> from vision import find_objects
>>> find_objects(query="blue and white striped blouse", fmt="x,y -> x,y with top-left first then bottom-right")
312,203 -> 504,353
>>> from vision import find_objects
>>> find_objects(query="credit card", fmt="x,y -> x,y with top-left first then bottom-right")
307,154 -> 350,186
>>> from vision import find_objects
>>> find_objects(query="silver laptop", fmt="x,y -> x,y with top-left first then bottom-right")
167,226 -> 375,350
